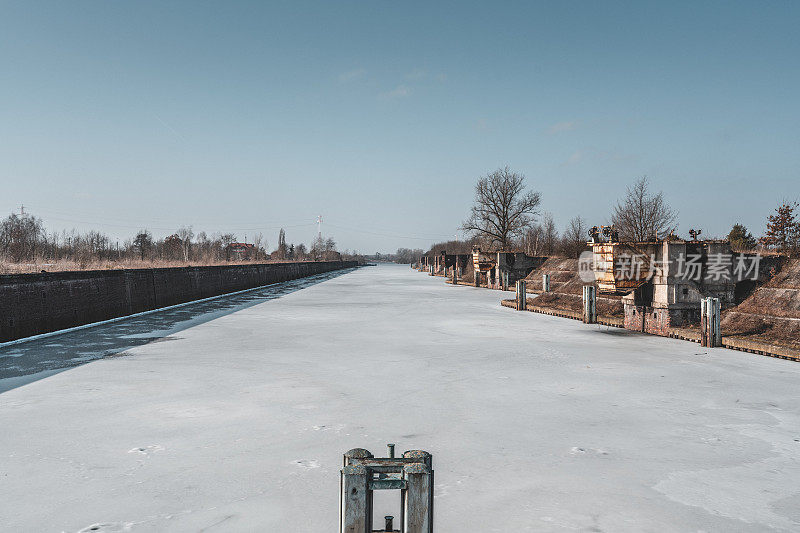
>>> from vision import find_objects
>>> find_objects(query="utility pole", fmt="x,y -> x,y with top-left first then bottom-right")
317,215 -> 323,240
20,204 -> 25,216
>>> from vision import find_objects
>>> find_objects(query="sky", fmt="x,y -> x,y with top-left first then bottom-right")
1,1 -> 798,253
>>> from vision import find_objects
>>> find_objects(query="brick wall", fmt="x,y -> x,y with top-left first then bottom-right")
624,304 -> 674,336
0,261 -> 357,342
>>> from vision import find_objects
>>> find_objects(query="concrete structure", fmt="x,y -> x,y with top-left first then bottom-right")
591,239 -> 737,336
2,265 -> 800,531
0,261 -> 357,342
471,247 -> 546,290
432,251 -> 471,279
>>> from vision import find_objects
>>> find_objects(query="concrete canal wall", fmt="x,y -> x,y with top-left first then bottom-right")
0,261 -> 357,342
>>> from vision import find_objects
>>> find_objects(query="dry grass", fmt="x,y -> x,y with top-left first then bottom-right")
0,258 -> 317,275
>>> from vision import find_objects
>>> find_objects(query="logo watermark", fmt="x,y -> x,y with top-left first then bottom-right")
578,251 -> 761,283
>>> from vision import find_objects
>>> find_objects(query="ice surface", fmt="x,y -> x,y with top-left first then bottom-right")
1,264 -> 799,531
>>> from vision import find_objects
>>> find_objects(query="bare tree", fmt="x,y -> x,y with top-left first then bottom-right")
177,226 -> 194,262
0,213 -> 45,262
253,232 -> 266,260
560,216 -> 588,258
219,233 -> 237,261
542,214 -> 558,255
461,166 -> 541,250
611,176 -> 677,241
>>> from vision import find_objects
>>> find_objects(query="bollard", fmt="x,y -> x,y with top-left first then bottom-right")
340,446 -> 432,533
474,272 -> 480,287
701,297 -> 721,347
542,273 -> 550,292
340,465 -> 370,533
516,280 -> 526,310
502,271 -> 509,291
403,463 -> 433,533
452,267 -> 457,285
582,285 -> 596,324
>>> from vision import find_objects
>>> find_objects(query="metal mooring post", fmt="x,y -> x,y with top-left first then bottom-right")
542,274 -> 550,292
701,297 -> 721,347
516,280 -> 526,310
340,446 -> 433,533
582,285 -> 597,324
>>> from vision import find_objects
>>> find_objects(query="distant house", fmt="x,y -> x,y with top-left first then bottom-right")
226,242 -> 255,260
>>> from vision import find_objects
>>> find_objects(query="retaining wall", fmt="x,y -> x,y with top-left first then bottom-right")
0,261 -> 357,342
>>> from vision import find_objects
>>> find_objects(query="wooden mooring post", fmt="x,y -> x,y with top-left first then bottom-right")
700,297 -> 721,347
582,285 -> 596,324
340,445 -> 433,533
516,280 -> 526,310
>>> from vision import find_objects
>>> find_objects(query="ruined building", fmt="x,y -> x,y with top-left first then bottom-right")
472,247 -> 547,290
589,228 -> 753,335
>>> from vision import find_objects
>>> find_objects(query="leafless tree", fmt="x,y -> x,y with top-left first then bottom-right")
0,213 -> 45,262
461,166 -> 541,250
611,176 -> 677,241
177,226 -> 194,262
219,233 -> 237,261
559,216 -> 589,258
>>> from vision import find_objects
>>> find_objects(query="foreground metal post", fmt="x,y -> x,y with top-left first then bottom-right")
542,273 -> 550,292
701,297 -> 721,347
516,280 -> 526,310
340,446 -> 433,533
582,285 -> 596,324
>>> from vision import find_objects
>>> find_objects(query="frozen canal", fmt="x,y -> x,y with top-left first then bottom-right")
2,264 -> 799,532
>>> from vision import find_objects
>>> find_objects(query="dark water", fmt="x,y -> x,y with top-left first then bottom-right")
0,268 -> 355,394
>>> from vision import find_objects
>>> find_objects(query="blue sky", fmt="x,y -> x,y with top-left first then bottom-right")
1,1 -> 798,253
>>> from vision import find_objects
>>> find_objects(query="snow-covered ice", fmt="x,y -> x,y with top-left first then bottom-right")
1,264 -> 799,531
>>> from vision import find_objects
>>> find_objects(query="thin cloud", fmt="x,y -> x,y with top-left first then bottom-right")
548,121 -> 577,135
380,84 -> 411,99
338,68 -> 366,83
405,69 -> 427,80
561,151 -> 583,167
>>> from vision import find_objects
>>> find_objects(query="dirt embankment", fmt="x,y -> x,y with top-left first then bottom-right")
721,258 -> 800,350
523,257 -> 624,318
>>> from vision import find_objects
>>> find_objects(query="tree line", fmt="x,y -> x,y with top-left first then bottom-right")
0,214 -> 350,272
394,167 -> 799,262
